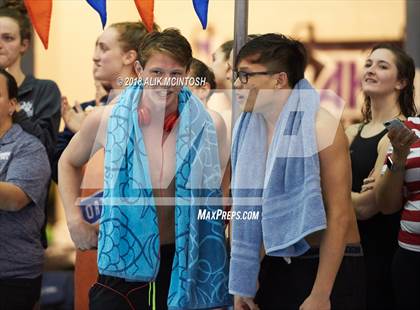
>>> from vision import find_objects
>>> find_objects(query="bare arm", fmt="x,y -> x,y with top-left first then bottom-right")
58,106 -> 110,249
302,111 -> 355,309
210,110 -> 231,218
209,109 -> 229,173
0,183 -> 30,211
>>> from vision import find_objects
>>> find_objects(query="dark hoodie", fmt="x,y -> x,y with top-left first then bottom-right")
13,74 -> 61,164
13,74 -> 61,248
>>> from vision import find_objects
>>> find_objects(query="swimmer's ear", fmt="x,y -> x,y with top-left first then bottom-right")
275,72 -> 289,89
123,50 -> 138,66
395,78 -> 408,91
20,38 -> 30,54
274,72 -> 289,89
134,61 -> 143,77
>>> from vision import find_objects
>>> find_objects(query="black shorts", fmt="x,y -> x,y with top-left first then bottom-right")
89,244 -> 175,310
0,275 -> 42,310
255,245 -> 366,310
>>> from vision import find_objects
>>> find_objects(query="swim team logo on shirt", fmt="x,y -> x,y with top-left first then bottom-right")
0,152 -> 11,161
19,100 -> 34,117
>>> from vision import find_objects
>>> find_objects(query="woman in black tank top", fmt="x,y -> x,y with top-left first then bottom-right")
346,44 -> 417,310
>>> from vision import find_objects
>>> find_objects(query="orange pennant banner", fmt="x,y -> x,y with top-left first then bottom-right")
24,0 -> 53,49
133,0 -> 154,32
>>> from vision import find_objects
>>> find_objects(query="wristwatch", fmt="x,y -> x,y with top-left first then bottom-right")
386,155 -> 405,172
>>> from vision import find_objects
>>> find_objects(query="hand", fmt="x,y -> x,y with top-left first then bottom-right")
360,176 -> 375,193
300,293 -> 330,310
68,219 -> 99,251
388,125 -> 418,161
61,96 -> 86,133
234,295 -> 259,310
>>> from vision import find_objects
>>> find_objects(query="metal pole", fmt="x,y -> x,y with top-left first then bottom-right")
233,0 -> 249,74
223,0 -> 249,233
405,0 -> 420,65
406,0 -> 420,108
232,0 -> 249,122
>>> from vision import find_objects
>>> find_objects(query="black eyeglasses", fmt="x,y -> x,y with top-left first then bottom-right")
233,70 -> 281,84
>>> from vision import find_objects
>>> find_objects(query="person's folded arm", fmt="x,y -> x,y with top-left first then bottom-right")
352,136 -> 391,220
0,182 -> 30,211
376,126 -> 416,215
1,134 -> 51,212
377,159 -> 405,215
345,123 -> 385,220
351,191 -> 376,220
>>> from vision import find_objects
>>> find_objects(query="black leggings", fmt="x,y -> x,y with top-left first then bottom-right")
89,244 -> 175,310
392,246 -> 420,310
0,276 -> 42,310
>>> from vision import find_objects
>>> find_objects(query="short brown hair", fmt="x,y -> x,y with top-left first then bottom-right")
110,21 -> 159,53
190,58 -> 216,90
236,33 -> 307,88
137,28 -> 192,70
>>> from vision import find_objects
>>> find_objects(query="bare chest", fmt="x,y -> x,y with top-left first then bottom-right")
141,126 -> 177,192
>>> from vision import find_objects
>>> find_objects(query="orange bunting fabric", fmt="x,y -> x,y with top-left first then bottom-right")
24,0 -> 52,49
133,0 -> 154,32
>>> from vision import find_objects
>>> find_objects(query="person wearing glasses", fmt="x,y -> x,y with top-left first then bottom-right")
229,34 -> 365,310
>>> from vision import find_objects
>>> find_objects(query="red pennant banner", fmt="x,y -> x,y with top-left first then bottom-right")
24,0 -> 53,49
133,0 -> 155,32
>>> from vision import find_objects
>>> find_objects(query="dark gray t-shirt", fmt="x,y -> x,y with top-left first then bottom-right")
0,124 -> 51,279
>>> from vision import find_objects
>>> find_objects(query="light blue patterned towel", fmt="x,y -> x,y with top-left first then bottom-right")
98,84 -> 231,309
